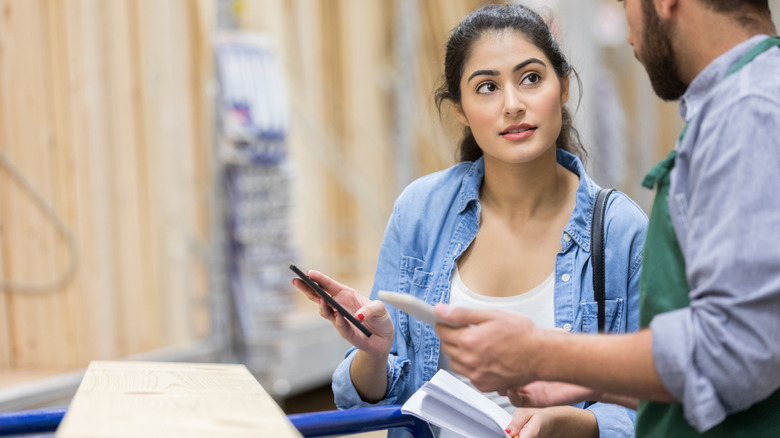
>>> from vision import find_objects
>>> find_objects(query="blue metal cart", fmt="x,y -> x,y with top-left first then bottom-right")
0,405 -> 434,438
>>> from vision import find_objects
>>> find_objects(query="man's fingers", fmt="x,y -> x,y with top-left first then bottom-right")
434,303 -> 496,327
506,389 -> 531,407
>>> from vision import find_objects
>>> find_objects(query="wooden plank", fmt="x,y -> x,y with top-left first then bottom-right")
86,0 -> 119,361
343,0 -> 390,283
105,0 -> 159,356
417,0 -> 464,174
56,361 -> 302,437
45,0 -> 84,366
0,0 -> 14,367
3,0 -> 66,367
287,0 -> 329,275
129,0 -> 166,354
178,0 -> 206,343
0,244 -> 10,367
1,0 -> 213,368
151,0 -> 195,346
131,0 -> 213,349
322,0 -> 354,278
186,0 -> 215,339
57,0 -> 118,363
0,262 -> 10,366
140,0 -> 173,347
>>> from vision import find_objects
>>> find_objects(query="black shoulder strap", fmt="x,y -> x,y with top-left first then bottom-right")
591,188 -> 614,333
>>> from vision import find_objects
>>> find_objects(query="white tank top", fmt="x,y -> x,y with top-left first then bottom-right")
436,267 -> 555,438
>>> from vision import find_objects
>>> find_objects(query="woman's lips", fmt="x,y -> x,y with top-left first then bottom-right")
500,126 -> 536,141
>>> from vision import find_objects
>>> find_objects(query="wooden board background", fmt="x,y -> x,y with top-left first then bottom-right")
3,0 -> 778,377
0,0 -> 214,369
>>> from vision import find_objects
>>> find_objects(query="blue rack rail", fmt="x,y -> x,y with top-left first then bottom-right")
0,405 -> 433,438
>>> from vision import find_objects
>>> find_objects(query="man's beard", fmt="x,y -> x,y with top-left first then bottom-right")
639,0 -> 688,101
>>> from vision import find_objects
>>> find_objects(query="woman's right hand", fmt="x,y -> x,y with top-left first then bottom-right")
292,269 -> 395,357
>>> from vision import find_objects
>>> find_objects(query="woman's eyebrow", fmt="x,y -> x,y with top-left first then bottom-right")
466,58 -> 547,83
513,58 -> 546,72
467,69 -> 499,82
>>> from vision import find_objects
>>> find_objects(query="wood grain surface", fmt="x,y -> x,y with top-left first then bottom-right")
56,361 -> 302,438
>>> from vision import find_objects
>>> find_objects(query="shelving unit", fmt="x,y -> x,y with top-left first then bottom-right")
213,33 -> 351,398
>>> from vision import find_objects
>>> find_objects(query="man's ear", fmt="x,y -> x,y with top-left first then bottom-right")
655,0 -> 677,19
560,76 -> 570,106
453,103 -> 469,126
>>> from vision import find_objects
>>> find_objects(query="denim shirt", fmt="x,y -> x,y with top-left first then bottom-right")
333,149 -> 648,437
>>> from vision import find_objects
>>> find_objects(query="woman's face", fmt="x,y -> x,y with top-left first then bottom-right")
454,30 -> 569,165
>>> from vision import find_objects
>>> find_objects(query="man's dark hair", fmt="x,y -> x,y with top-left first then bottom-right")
698,0 -> 772,30
699,0 -> 770,14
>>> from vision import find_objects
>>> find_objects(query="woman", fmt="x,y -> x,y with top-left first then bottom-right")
293,4 -> 647,437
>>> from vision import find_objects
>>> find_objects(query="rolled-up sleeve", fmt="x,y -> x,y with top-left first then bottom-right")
588,403 -> 637,437
332,347 -> 411,409
650,94 -> 780,432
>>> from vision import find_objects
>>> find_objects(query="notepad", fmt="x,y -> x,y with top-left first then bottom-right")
401,370 -> 512,437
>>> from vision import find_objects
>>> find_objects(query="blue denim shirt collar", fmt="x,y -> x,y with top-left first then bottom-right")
455,158 -> 483,215
455,149 -> 598,252
680,35 -> 771,122
559,149 -> 599,253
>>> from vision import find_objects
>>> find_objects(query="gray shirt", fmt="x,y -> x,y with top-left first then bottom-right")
650,35 -> 780,432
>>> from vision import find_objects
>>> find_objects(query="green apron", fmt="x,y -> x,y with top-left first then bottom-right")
635,36 -> 780,437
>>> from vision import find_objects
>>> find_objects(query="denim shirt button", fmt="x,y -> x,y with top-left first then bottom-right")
563,233 -> 571,242
563,323 -> 572,332
561,273 -> 571,282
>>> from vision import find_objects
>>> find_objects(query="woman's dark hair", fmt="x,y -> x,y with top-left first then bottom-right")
434,4 -> 585,162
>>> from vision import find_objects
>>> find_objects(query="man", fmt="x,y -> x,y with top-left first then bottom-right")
435,0 -> 780,435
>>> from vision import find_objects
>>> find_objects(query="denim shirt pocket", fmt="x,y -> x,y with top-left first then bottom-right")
579,299 -> 624,333
398,255 -> 433,352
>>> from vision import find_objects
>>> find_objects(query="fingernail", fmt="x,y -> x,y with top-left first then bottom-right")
505,429 -> 512,434
357,313 -> 365,321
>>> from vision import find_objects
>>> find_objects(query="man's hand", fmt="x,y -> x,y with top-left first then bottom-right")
434,304 -> 547,392
499,381 -> 601,408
